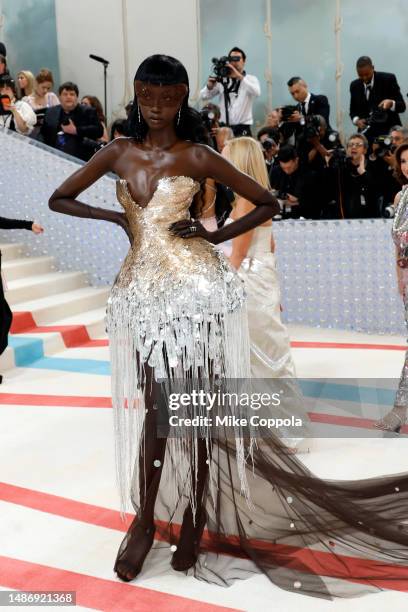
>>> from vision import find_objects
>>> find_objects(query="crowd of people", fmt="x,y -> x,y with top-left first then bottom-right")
0,43 -> 129,161
1,42 -> 408,219
200,49 -> 408,219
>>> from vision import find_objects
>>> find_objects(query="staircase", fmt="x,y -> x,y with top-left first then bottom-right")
0,243 -> 109,371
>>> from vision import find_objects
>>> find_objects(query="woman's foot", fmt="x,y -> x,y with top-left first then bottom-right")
171,507 -> 206,572
374,406 -> 407,433
114,522 -> 156,582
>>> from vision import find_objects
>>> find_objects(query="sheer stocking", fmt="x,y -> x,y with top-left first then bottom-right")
114,366 -> 167,581
171,437 -> 209,571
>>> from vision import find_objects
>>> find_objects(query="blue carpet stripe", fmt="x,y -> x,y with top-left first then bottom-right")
8,335 -> 110,375
6,336 -> 396,400
298,380 -> 395,407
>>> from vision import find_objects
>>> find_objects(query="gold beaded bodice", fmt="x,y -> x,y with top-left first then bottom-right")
107,175 -> 245,376
113,175 -> 240,296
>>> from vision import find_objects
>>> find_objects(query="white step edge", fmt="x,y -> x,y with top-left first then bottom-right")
0,243 -> 25,261
2,256 -> 56,281
6,271 -> 88,306
13,287 -> 110,324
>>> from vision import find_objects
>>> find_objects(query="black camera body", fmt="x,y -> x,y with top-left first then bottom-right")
261,137 -> 276,151
330,147 -> 348,169
327,131 -> 347,169
373,134 -> 393,158
362,108 -> 389,138
367,108 -> 389,126
211,56 -> 240,80
200,107 -> 216,131
280,105 -> 298,122
303,114 -> 321,139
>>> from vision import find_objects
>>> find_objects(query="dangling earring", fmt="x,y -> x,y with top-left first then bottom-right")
137,104 -> 141,123
177,107 -> 181,126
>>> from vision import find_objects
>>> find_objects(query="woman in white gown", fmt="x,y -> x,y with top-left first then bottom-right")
201,137 -> 310,451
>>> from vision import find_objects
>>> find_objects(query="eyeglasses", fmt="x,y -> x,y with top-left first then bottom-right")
348,142 -> 364,148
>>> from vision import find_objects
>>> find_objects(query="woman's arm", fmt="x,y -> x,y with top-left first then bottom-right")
171,146 -> 279,244
0,218 -> 44,233
48,140 -> 131,242
394,191 -> 405,297
0,217 -> 32,230
228,198 -> 255,270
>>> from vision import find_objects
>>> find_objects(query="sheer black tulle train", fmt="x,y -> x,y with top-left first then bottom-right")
112,364 -> 408,600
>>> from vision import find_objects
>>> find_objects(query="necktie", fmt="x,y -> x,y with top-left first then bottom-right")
365,84 -> 372,101
301,101 -> 306,116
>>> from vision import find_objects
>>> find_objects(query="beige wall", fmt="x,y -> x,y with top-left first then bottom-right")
55,0 -> 200,123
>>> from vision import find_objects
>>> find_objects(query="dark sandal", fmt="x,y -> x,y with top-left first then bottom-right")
114,523 -> 156,582
171,509 -> 206,572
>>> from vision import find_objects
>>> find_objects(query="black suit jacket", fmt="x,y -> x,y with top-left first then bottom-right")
298,93 -> 331,126
40,104 -> 103,161
349,71 -> 406,129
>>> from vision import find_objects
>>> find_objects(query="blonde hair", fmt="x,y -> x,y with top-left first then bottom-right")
223,136 -> 271,193
17,70 -> 35,97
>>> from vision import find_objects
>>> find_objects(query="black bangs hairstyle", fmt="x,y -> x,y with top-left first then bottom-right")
128,54 -> 209,144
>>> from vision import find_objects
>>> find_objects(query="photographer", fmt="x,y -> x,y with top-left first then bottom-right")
367,126 -> 405,216
0,76 -> 36,135
199,102 -> 221,149
287,76 -> 331,126
257,126 -> 279,171
200,46 -> 260,136
40,81 -> 103,161
328,134 -> 378,218
269,144 -> 316,219
349,56 -> 406,142
390,125 -> 408,148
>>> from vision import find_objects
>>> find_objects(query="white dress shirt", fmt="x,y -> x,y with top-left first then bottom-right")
200,74 -> 261,125
300,92 -> 312,115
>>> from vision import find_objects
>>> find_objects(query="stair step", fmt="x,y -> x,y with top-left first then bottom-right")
11,287 -> 110,326
52,307 -> 108,339
0,307 -> 108,372
0,243 -> 24,261
6,271 -> 88,305
2,255 -> 56,281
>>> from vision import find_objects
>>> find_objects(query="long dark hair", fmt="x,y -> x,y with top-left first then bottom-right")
82,95 -> 106,124
395,143 -> 408,186
128,54 -> 208,144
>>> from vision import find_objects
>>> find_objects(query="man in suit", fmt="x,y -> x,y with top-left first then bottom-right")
40,81 -> 103,161
287,76 -> 331,127
349,56 -> 406,140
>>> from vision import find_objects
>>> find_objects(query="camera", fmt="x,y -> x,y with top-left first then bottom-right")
211,55 -> 241,80
327,131 -> 347,169
200,106 -> 216,131
367,109 -> 389,125
303,114 -> 321,139
361,108 -> 389,138
280,105 -> 298,122
383,203 -> 396,218
261,137 -> 276,152
373,134 -> 393,158
0,94 -> 11,116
